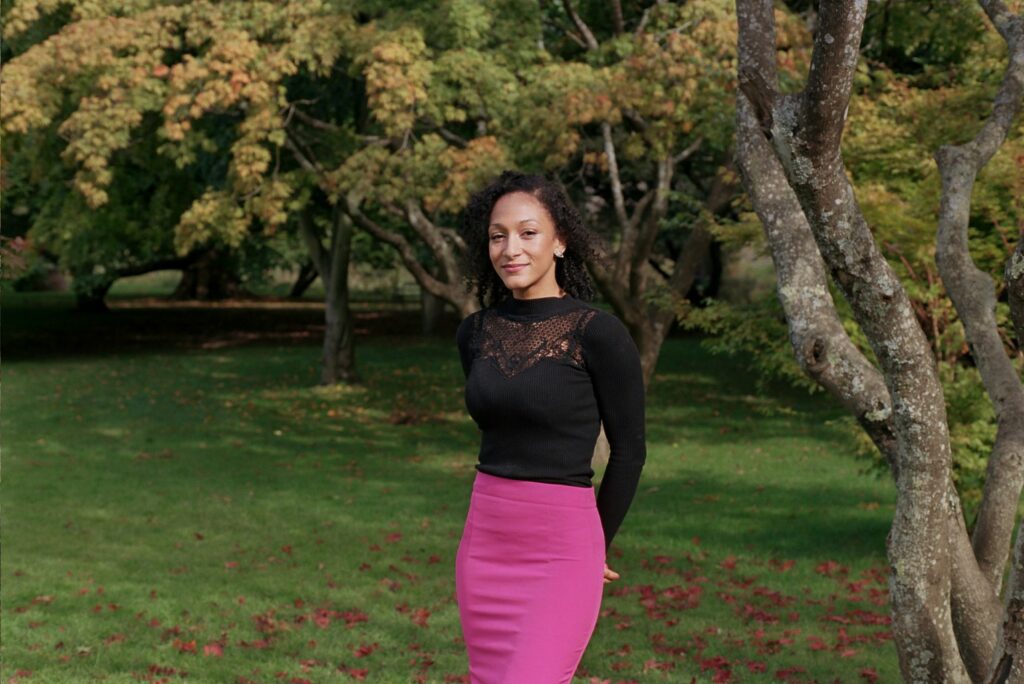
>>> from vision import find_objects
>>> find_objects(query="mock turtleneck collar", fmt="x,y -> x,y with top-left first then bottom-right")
494,292 -> 581,318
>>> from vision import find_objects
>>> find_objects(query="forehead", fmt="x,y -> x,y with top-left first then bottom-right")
489,192 -> 553,227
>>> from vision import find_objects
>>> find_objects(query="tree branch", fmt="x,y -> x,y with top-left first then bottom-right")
798,0 -> 867,157
934,0 -> 1024,593
736,93 -> 903,471
737,0 -> 968,678
736,0 -> 779,138
343,196 -> 452,300
290,107 -> 340,132
602,123 -> 629,231
672,136 -> 704,165
403,198 -> 461,283
988,517 -> 1024,682
1008,238 -> 1024,347
283,130 -> 326,179
948,483 -> 1003,682
629,157 -> 673,297
564,0 -> 599,51
977,0 -> 1022,44
297,205 -> 329,280
610,0 -> 625,34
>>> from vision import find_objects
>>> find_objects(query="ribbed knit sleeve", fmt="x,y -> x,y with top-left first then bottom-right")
455,312 -> 478,380
581,310 -> 647,552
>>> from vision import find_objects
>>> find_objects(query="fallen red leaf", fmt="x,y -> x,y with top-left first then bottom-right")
172,638 -> 196,654
860,668 -> 880,683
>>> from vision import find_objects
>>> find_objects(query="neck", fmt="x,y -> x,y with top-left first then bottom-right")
495,291 -> 578,318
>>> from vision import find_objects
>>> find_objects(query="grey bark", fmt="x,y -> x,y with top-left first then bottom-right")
934,0 -> 1024,611
988,519 -> 1024,682
1007,240 -> 1024,348
1009,239 -> 1024,347
735,93 -> 900,474
737,0 -> 1024,680
733,0 -> 1022,679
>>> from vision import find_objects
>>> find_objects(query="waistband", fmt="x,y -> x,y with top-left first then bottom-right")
471,470 -> 596,509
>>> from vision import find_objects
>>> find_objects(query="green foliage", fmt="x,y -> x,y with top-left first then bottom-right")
680,295 -> 823,398
861,0 -> 988,83
1,0 -> 751,303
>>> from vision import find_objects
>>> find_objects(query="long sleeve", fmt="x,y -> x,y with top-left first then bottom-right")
455,312 -> 477,379
581,310 -> 647,552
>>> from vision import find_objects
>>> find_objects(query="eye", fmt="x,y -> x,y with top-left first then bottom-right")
522,230 -> 537,237
490,234 -> 503,242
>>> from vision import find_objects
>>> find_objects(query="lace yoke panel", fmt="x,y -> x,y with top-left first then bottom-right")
474,308 -> 598,379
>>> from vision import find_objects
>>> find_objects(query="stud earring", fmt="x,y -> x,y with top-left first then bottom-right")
554,250 -> 564,258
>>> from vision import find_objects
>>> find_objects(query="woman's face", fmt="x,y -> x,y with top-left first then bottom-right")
488,191 -> 566,300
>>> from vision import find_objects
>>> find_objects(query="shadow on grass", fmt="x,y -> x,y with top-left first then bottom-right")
3,290 -> 461,361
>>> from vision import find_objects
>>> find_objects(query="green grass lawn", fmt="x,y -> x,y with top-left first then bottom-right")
1,290 -> 900,683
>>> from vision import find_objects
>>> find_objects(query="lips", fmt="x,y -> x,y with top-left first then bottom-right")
503,264 -> 527,272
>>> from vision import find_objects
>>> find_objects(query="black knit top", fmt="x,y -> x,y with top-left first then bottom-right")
455,293 -> 647,551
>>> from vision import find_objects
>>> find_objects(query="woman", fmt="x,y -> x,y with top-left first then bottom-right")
454,170 -> 647,683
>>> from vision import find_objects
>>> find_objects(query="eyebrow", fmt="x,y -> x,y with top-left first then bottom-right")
489,219 -> 540,229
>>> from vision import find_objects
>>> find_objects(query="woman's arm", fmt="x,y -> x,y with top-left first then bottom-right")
581,310 -> 647,553
455,312 -> 478,380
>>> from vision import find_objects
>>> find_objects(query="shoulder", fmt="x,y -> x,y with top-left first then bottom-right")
579,306 -> 637,354
456,308 -> 486,348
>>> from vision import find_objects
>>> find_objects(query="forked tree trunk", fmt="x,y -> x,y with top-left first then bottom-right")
734,0 -> 1024,681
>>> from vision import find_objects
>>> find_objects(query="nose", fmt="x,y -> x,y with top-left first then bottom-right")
502,234 -> 522,259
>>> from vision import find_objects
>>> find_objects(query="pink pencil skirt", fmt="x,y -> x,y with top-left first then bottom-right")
455,470 -> 606,684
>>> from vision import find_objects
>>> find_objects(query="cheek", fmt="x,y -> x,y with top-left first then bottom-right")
528,240 -> 550,258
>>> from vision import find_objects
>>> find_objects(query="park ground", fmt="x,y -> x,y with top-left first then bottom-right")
2,279 -> 900,683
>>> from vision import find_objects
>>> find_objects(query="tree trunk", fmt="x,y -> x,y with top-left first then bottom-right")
172,247 -> 242,300
73,278 -> 113,312
735,0 -> 1024,680
288,259 -> 319,299
314,205 -> 359,385
420,282 -> 446,335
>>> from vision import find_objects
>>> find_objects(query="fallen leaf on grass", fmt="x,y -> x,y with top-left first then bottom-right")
172,639 -> 196,654
336,665 -> 369,680
814,560 -> 847,577
411,607 -> 431,627
353,642 -> 379,658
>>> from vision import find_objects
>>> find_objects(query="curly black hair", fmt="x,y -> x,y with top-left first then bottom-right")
458,170 -> 608,308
